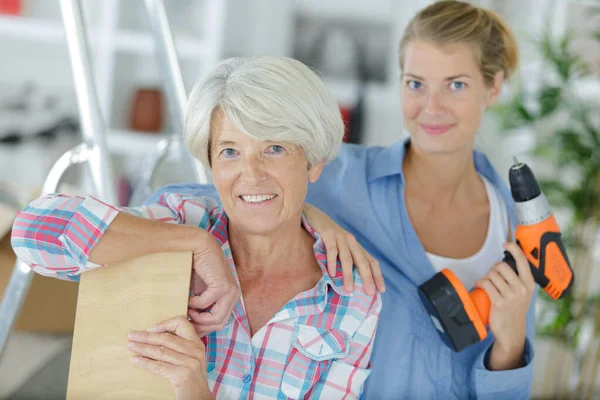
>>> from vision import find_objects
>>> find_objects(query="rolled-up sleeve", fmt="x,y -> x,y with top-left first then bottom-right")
11,192 -> 214,281
471,288 -> 537,399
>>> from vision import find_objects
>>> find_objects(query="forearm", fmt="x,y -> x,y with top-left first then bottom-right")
471,294 -> 535,398
12,192 -> 214,278
487,330 -> 526,370
488,288 -> 535,371
88,212 -> 210,265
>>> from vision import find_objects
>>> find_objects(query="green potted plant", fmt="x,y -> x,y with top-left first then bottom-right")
492,26 -> 599,397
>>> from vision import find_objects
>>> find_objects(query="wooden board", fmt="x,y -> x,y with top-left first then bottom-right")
66,251 -> 192,400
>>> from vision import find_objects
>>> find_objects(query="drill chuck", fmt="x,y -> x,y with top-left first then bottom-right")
510,159 -> 552,226
509,159 -> 541,202
514,194 -> 552,226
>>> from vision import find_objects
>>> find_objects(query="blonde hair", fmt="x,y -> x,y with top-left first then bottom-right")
185,56 -> 344,169
399,0 -> 519,86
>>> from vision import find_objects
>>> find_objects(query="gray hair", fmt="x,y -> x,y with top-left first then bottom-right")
185,56 -> 344,168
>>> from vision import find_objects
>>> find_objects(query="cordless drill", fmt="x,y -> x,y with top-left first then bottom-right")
418,158 -> 574,352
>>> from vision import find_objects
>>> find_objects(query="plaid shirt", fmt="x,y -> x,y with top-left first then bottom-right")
12,193 -> 381,399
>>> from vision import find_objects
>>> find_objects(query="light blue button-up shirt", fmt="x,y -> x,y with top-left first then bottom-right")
145,138 -> 535,399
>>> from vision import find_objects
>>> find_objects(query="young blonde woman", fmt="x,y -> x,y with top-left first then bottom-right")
147,1 -> 537,398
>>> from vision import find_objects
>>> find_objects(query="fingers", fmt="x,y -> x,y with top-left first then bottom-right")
337,238 -> 354,293
127,326 -> 207,381
485,268 -> 512,299
128,340 -> 188,366
190,272 -> 208,296
187,315 -> 210,338
186,311 -> 229,337
495,262 -> 527,296
188,281 -> 238,334
338,233 -> 358,278
146,315 -> 198,341
347,236 -> 375,295
131,355 -> 179,380
476,276 -> 502,305
368,255 -> 385,293
189,284 -> 239,324
188,308 -> 209,336
319,224 -> 385,295
130,350 -> 207,392
187,295 -> 235,335
478,253 -> 534,308
503,242 -> 535,289
322,231 -> 385,295
128,331 -> 194,356
321,232 -> 339,277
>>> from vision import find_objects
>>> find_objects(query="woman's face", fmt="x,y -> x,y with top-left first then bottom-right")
210,110 -> 324,235
401,40 -> 503,155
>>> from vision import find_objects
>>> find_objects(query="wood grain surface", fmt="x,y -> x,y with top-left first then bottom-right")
66,251 -> 192,400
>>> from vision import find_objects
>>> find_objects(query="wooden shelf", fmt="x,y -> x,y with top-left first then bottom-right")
0,15 -> 64,43
0,15 -> 207,59
114,29 -> 207,59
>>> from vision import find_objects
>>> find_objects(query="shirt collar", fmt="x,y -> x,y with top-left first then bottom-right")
300,215 -> 347,297
208,206 -> 347,297
207,206 -> 229,246
367,136 -> 511,187
367,137 -> 410,182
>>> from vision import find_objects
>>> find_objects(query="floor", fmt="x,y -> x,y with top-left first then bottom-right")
0,333 -> 71,399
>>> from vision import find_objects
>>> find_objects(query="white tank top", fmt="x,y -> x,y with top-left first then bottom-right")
426,176 -> 509,290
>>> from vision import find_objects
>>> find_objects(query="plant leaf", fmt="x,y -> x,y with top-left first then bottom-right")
539,86 -> 563,117
557,129 -> 593,163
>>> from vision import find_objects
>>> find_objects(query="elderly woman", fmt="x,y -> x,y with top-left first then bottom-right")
11,56 -> 381,399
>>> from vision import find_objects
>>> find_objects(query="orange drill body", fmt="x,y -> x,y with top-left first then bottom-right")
515,215 -> 572,299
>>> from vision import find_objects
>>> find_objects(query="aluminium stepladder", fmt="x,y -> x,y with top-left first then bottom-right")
0,0 -> 217,357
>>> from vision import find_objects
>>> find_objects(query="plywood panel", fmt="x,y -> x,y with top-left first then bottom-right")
66,251 -> 192,400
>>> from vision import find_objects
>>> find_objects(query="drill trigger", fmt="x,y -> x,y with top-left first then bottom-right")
502,250 -> 518,275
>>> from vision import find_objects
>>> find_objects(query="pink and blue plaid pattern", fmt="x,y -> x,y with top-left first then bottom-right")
12,193 -> 381,399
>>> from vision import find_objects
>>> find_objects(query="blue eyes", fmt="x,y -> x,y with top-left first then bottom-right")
218,145 -> 286,159
220,148 -> 238,158
406,80 -> 467,91
450,81 -> 466,90
407,80 -> 423,90
267,145 -> 285,155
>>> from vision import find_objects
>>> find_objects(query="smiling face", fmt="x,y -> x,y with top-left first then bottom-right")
210,110 -> 324,235
400,40 -> 503,155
